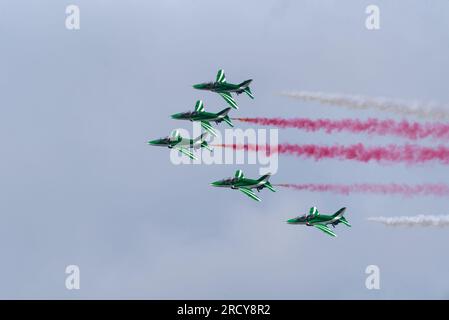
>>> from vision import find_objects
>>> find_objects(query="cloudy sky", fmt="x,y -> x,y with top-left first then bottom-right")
1,0 -> 449,299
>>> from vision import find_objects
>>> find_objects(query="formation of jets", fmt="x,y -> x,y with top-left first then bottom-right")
149,69 -> 247,159
148,69 -> 350,237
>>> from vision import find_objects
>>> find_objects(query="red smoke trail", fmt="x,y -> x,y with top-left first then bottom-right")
216,143 -> 449,165
275,183 -> 449,197
234,117 -> 449,141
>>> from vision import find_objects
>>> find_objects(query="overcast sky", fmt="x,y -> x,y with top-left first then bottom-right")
1,0 -> 449,299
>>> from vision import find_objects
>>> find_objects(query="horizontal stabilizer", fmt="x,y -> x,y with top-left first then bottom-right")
339,216 -> 351,227
223,115 -> 234,127
201,141 -> 213,152
264,182 -> 276,192
244,87 -> 254,99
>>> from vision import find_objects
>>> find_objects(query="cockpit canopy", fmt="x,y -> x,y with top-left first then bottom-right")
220,177 -> 237,184
202,82 -> 217,88
181,110 -> 198,117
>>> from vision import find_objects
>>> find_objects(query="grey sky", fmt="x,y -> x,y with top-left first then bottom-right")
1,0 -> 449,299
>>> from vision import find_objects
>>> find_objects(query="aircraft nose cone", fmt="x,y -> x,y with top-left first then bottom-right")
171,113 -> 182,120
148,139 -> 159,145
193,83 -> 204,89
286,218 -> 296,224
210,181 -> 221,187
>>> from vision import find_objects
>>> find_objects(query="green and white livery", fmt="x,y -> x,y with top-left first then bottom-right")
148,130 -> 211,160
287,207 -> 351,237
171,100 -> 233,137
210,170 -> 276,202
193,69 -> 254,109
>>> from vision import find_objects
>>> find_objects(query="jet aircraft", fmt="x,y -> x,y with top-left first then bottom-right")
171,100 -> 233,136
148,130 -> 211,160
210,170 -> 275,202
193,69 -> 253,109
287,207 -> 351,237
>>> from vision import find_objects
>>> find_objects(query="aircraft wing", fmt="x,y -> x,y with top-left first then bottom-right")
218,92 -> 238,109
314,224 -> 337,237
239,187 -> 261,202
264,183 -> 276,192
175,147 -> 197,160
216,69 -> 226,83
201,121 -> 217,137
195,100 -> 205,112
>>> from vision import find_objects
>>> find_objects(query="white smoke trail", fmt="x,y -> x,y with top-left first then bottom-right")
367,215 -> 449,227
281,91 -> 449,120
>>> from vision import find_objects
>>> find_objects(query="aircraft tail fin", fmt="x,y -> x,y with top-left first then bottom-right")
333,207 -> 350,226
258,172 -> 271,182
239,80 -> 254,99
218,107 -> 232,116
217,108 -> 233,127
194,132 -> 212,152
333,207 -> 347,218
239,79 -> 252,88
194,132 -> 209,143
257,174 -> 276,192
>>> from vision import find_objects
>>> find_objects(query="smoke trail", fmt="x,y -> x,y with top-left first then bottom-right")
275,183 -> 449,197
234,117 -> 449,141
217,143 -> 449,165
368,215 -> 449,227
281,91 -> 449,120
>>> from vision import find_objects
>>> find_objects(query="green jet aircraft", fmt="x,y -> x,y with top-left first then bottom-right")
171,100 -> 233,137
193,69 -> 253,109
148,130 -> 211,160
287,207 -> 351,237
210,169 -> 276,202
